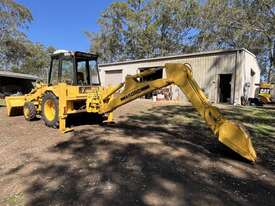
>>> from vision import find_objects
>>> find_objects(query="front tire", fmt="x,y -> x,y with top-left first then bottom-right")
41,92 -> 59,128
23,102 -> 36,121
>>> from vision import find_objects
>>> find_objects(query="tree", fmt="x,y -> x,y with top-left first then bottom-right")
0,0 -> 32,70
146,0 -> 199,56
0,0 -> 32,40
88,0 -> 274,81
197,0 -> 275,80
10,42 -> 55,80
0,0 -> 54,80
86,0 -> 199,63
19,44 -> 55,80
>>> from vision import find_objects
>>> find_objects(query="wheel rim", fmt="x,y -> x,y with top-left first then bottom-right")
44,99 -> 56,121
24,106 -> 30,119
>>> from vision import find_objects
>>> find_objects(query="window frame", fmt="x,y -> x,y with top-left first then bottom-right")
48,57 -> 61,85
60,57 -> 75,85
76,59 -> 91,85
89,59 -> 101,86
48,54 -> 101,86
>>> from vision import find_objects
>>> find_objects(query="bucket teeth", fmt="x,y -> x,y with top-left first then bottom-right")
218,121 -> 257,162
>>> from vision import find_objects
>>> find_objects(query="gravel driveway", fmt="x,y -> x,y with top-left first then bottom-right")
0,100 -> 274,206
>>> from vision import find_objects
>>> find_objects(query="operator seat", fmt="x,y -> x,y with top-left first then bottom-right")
77,72 -> 85,85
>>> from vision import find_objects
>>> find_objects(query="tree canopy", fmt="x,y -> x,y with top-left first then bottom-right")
0,0 -> 274,81
86,0 -> 199,62
198,0 -> 275,80
0,0 -> 54,80
0,0 -> 32,41
87,0 -> 275,80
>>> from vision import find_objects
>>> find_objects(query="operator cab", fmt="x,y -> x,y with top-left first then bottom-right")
48,50 -> 100,86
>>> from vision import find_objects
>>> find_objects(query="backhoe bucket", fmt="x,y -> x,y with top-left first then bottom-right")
218,121 -> 257,162
5,96 -> 25,116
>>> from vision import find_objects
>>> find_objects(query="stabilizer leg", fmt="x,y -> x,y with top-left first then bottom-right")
59,117 -> 73,133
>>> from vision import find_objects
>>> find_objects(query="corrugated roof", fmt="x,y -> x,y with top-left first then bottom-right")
99,48 -> 255,67
0,70 -> 39,80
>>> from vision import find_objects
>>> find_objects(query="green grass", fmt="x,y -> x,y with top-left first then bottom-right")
4,193 -> 24,206
158,104 -> 275,158
221,106 -> 275,158
0,99 -> 5,106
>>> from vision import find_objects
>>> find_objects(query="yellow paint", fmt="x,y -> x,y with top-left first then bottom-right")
257,82 -> 273,103
5,96 -> 25,116
100,63 -> 257,162
5,63 -> 257,162
44,99 -> 56,121
107,112 -> 113,122
23,106 -> 30,119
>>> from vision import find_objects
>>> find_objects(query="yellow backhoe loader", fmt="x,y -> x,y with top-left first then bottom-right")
5,50 -> 257,162
242,82 -> 273,106
254,83 -> 273,105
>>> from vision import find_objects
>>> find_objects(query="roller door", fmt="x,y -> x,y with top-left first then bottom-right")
105,70 -> 123,86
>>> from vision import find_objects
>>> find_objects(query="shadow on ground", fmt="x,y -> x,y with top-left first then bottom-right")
5,105 -> 275,206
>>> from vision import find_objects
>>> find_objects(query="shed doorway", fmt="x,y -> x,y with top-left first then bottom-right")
139,67 -> 163,99
219,74 -> 232,103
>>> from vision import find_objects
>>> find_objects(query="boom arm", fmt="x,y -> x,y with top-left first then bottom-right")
100,63 -> 256,162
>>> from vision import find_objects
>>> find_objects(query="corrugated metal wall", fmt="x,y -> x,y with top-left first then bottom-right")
243,51 -> 261,98
99,49 -> 261,104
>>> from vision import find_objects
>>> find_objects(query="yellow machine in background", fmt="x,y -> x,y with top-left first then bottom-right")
5,50 -> 256,162
256,82 -> 273,104
244,82 -> 273,106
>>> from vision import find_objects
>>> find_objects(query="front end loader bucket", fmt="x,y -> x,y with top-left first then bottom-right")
218,121 -> 257,162
5,96 -> 25,116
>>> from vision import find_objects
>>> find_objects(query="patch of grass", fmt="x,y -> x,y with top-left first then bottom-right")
169,115 -> 196,124
0,99 -> 5,106
254,124 -> 275,133
4,193 -> 24,206
222,106 -> 275,158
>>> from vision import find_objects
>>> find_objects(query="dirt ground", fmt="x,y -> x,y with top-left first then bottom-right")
0,99 -> 274,206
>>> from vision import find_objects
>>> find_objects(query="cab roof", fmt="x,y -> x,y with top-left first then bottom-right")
51,50 -> 98,60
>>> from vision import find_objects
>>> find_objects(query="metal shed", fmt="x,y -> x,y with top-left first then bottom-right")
0,71 -> 39,99
99,48 -> 261,105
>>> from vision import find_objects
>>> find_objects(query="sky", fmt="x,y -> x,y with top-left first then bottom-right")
17,0 -> 115,51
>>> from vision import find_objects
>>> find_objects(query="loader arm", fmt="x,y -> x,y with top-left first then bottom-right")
100,63 -> 257,162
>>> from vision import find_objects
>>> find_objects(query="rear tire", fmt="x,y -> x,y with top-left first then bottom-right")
23,102 -> 36,121
41,92 -> 59,128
